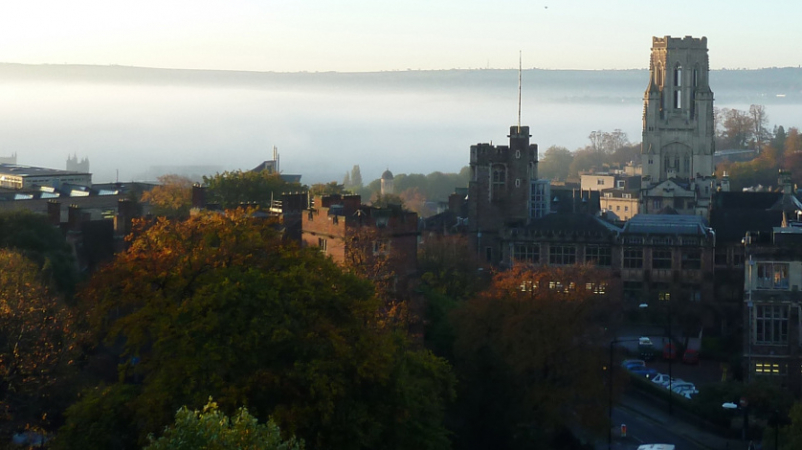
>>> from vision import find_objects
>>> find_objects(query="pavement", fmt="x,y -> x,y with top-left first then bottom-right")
619,390 -> 752,450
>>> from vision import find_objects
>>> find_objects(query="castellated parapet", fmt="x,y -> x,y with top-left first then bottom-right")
468,126 -> 538,265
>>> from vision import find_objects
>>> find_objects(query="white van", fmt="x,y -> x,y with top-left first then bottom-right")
637,445 -> 675,450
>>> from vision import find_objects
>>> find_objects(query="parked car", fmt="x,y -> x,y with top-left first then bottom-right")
651,373 -> 673,387
629,367 -> 659,379
621,359 -> 645,369
671,382 -> 698,396
662,342 -> 677,360
638,337 -> 656,361
682,348 -> 700,364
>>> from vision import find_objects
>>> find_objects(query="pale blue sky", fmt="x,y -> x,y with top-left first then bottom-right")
0,0 -> 799,72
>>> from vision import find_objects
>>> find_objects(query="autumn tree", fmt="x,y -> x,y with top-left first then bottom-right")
203,170 -> 303,209
145,399 -> 304,450
0,250 -> 75,441
538,146 -> 573,181
69,210 -> 454,450
450,265 -> 617,450
140,174 -> 193,217
718,108 -> 754,149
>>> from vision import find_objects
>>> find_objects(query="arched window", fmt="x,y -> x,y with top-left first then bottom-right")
693,67 -> 699,87
656,63 -> 663,86
492,165 -> 506,200
674,64 -> 682,86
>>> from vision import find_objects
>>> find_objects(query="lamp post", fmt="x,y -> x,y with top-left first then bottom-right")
608,337 -> 643,450
665,294 -> 673,416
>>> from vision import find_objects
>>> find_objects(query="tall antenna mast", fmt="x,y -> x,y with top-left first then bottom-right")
517,50 -> 522,133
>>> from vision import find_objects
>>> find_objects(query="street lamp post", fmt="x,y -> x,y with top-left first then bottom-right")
666,296 -> 673,416
608,337 -> 642,450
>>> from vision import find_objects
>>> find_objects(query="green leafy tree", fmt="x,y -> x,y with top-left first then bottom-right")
538,146 -> 573,181
203,170 -> 303,209
350,165 -> 363,189
309,181 -> 347,197
0,249 -> 75,442
140,174 -> 193,217
568,147 -> 606,179
0,210 -> 77,298
70,210 -> 454,450
145,399 -> 303,450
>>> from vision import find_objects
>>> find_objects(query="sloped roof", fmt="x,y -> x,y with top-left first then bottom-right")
622,214 -> 710,235
525,212 -> 621,235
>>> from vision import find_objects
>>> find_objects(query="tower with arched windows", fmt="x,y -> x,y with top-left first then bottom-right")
468,126 -> 540,265
642,36 -> 715,184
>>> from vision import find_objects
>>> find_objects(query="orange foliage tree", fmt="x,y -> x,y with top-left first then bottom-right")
140,174 -> 193,217
0,249 -> 75,440
451,265 -> 619,449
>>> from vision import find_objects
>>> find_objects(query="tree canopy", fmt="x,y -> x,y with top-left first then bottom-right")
450,265 -> 616,450
0,249 -> 75,441
0,210 -> 77,298
203,170 -> 303,209
69,210 -> 454,450
140,174 -> 194,217
145,399 -> 304,450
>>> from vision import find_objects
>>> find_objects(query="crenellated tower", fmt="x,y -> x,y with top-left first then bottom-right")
642,36 -> 715,184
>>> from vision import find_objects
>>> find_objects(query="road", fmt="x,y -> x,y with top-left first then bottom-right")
596,406 -> 704,450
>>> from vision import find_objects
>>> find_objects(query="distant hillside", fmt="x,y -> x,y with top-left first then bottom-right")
0,63 -> 799,104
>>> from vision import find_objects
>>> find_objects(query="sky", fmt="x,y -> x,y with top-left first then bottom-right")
1,0 -> 800,72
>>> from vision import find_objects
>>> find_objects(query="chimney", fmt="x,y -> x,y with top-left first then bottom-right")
192,183 -> 206,209
47,200 -> 61,225
67,204 -> 83,231
115,198 -> 136,235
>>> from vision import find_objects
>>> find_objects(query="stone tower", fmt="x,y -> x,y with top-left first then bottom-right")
641,36 -> 714,184
468,126 -> 538,264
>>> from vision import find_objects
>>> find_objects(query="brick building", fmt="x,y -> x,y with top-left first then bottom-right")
302,194 -> 419,292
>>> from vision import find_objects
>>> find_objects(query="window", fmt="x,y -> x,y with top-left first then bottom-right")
681,249 -> 701,269
754,305 -> 788,345
684,156 -> 690,173
492,165 -> 506,200
652,249 -> 672,269
623,248 -> 643,268
485,247 -> 493,262
597,179 -> 605,185
585,282 -> 608,295
513,244 -> 539,264
754,361 -> 785,376
318,238 -> 328,252
515,178 -> 521,187
585,246 -> 611,267
616,205 -> 620,211
674,65 -> 682,86
756,263 -> 790,289
624,206 -> 629,212
529,180 -> 550,219
604,192 -> 612,198
674,90 -> 682,109
652,199 -> 662,210
549,245 -> 576,265
623,193 -> 631,199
